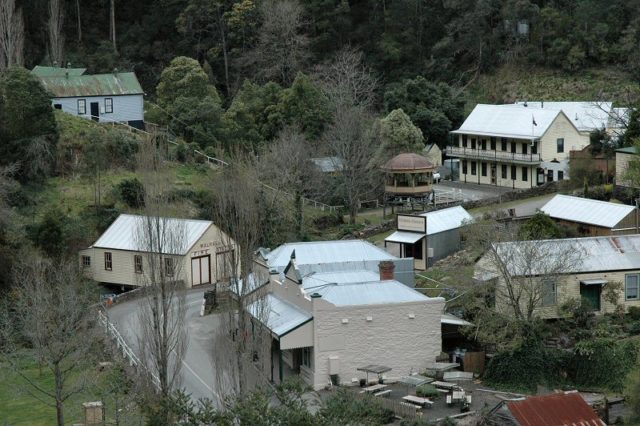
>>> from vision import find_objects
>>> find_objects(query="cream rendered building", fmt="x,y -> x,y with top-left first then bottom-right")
249,240 -> 446,390
79,214 -> 235,289
447,104 -> 590,188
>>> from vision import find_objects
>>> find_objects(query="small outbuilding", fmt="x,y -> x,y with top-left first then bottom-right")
540,194 -> 638,236
79,214 -> 235,289
615,145 -> 638,188
382,153 -> 437,200
385,206 -> 473,270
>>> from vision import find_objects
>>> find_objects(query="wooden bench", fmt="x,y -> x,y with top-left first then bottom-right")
400,402 -> 421,410
374,390 -> 392,397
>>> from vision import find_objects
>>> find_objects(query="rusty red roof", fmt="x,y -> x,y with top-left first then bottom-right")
507,393 -> 605,426
381,153 -> 435,171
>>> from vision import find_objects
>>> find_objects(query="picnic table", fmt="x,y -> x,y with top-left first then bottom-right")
363,384 -> 388,393
432,381 -> 461,390
402,395 -> 433,407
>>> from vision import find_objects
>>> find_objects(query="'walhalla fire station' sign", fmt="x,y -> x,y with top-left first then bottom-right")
397,214 -> 426,234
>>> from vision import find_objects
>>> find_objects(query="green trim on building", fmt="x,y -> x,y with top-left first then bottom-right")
35,71 -> 143,97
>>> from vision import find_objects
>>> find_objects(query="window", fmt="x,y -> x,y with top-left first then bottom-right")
532,141 -> 538,154
462,160 -> 468,174
301,347 -> 311,368
490,137 -> 496,150
501,138 -> 507,151
558,171 -> 564,180
104,98 -> 113,113
471,138 -> 476,150
462,135 -> 468,148
522,167 -> 528,181
134,255 -> 143,274
54,104 -> 62,110
511,165 -> 516,180
547,169 -> 554,182
541,280 -> 557,307
164,258 -> 174,277
557,138 -> 564,153
481,139 -> 486,150
501,164 -> 507,179
104,252 -> 112,271
626,274 -> 639,300
77,99 -> 86,115
511,142 -> 516,153
471,162 -> 477,176
522,143 -> 528,155
82,255 -> 91,268
481,162 -> 487,176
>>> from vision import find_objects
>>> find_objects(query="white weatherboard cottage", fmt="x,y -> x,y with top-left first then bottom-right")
247,240 -> 448,390
79,214 -> 235,289
32,66 -> 145,129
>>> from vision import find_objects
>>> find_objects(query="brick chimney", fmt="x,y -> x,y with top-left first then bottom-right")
378,261 -> 395,281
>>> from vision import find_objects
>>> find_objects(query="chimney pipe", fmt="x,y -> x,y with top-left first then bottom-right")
379,261 -> 395,281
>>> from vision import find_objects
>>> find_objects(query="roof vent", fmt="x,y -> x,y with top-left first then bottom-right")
66,62 -> 71,68
310,292 -> 322,298
541,100 -> 544,108
113,67 -> 118,75
523,101 -> 528,107
53,60 -> 58,67
575,113 -> 579,121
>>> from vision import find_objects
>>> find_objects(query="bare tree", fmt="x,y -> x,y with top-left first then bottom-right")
315,46 -> 379,112
249,0 -> 308,85
134,133 -> 188,418
325,105 -> 380,224
75,0 -> 82,43
210,156 -> 274,398
258,127 -> 321,239
1,254 -> 99,426
109,0 -> 117,51
0,0 -> 24,69
48,0 -> 65,66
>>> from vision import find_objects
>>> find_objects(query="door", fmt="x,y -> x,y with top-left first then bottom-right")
580,284 -> 601,311
90,102 -> 99,121
490,164 -> 496,184
190,255 -> 211,286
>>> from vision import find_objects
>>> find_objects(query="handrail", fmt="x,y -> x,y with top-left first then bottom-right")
260,183 -> 343,212
446,146 -> 542,163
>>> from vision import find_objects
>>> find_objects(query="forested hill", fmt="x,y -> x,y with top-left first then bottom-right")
12,0 -> 640,99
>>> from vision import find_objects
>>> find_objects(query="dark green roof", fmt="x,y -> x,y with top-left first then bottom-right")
616,146 -> 638,154
31,65 -> 86,77
37,72 -> 143,97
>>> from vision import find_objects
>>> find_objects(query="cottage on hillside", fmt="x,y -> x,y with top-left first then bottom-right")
79,214 -> 235,290
32,66 -> 145,129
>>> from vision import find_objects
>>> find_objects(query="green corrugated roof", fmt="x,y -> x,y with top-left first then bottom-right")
32,65 -> 86,77
37,72 -> 143,97
616,146 -> 638,154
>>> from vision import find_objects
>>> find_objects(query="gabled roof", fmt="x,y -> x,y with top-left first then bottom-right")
512,101 -> 612,132
540,194 -> 635,228
616,146 -> 638,155
37,72 -> 143,97
452,104 -> 563,139
32,65 -> 86,77
506,392 -> 605,426
493,235 -> 640,276
247,293 -> 312,337
420,206 -> 473,235
92,214 -> 213,255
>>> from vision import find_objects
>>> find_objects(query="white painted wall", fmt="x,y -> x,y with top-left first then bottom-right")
52,94 -> 144,124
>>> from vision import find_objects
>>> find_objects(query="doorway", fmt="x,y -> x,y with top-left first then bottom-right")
490,164 -> 496,185
580,284 -> 601,311
191,255 -> 211,286
90,102 -> 99,121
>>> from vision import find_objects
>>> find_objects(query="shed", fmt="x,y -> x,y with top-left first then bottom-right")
385,206 -> 473,270
616,146 -> 638,188
540,194 -> 638,236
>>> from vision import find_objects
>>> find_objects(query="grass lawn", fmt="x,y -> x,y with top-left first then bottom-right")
0,350 -> 141,425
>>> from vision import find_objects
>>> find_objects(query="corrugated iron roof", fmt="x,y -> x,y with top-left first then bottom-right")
507,392 -> 605,426
540,194 -> 635,228
92,214 -> 212,255
441,313 -> 472,326
382,153 -> 435,171
616,146 -> 638,154
494,234 -> 640,276
32,65 -> 86,77
512,101 -> 612,132
452,104 -> 562,139
385,231 -> 425,244
420,206 -> 473,235
247,293 -> 312,337
37,72 -> 143,97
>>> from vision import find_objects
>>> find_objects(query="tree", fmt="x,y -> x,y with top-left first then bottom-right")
250,0 -> 308,85
0,0 -> 24,69
109,0 -> 116,51
280,72 -> 330,141
134,133 -> 188,421
383,76 -> 464,147
2,254 -> 99,426
0,67 -> 58,181
374,108 -> 424,164
157,57 -> 221,108
325,105 -> 380,224
48,0 -> 65,66
518,212 -> 563,241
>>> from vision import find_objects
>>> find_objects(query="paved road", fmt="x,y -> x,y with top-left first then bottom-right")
107,288 -> 224,405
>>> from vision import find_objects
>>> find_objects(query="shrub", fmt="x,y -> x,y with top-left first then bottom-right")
571,338 -> 639,392
116,178 -> 145,208
629,306 -> 640,320
416,384 -> 439,398
175,142 -> 188,163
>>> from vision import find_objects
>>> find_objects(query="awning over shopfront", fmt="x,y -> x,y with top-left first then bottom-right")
247,293 -> 313,347
580,279 -> 608,286
385,231 -> 425,245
